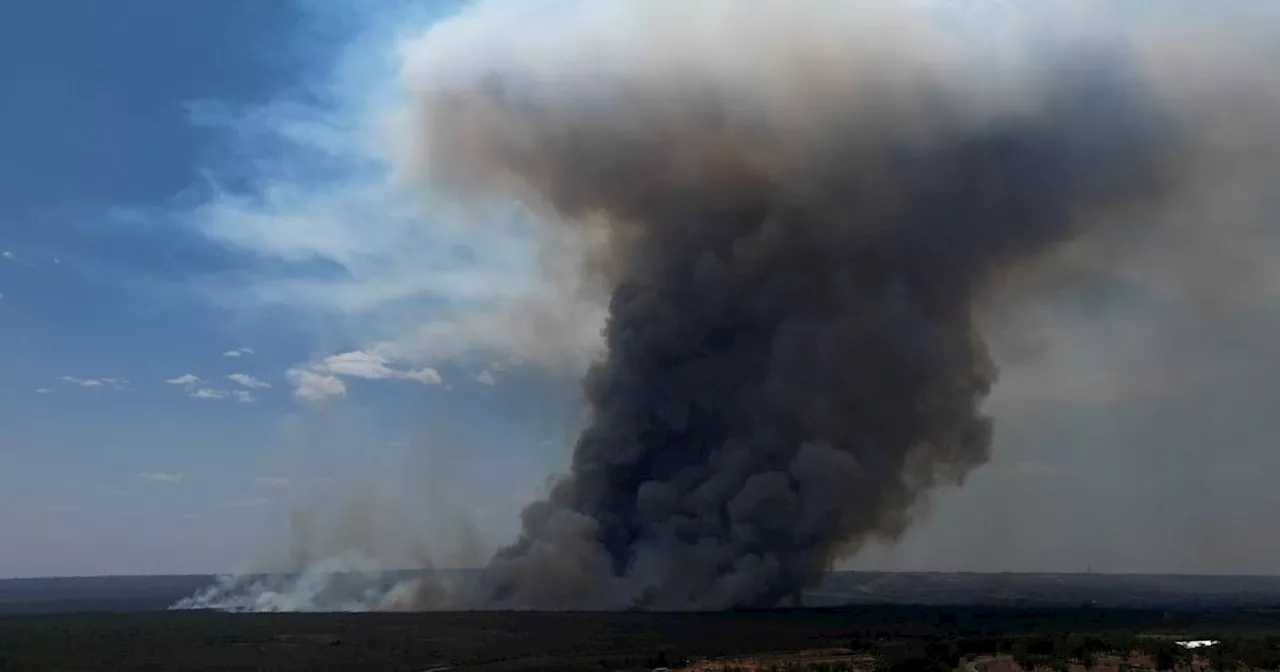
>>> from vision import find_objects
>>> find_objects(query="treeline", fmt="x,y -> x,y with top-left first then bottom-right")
500,633 -> 1280,671
998,632 -> 1280,672
865,632 -> 1280,672
614,610 -> 1280,672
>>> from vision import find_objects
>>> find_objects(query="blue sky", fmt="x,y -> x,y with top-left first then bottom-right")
4,0 -> 1280,579
0,0 -> 590,577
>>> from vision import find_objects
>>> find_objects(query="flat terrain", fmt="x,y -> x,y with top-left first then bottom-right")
4,606 -> 1280,671
6,574 -> 1280,671
8,572 -> 1280,614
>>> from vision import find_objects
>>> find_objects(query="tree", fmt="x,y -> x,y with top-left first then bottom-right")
1012,642 -> 1035,671
1210,644 -> 1228,672
888,656 -> 946,672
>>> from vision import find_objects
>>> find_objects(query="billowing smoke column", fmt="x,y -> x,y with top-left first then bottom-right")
168,1 -> 1280,614
404,1 -> 1181,609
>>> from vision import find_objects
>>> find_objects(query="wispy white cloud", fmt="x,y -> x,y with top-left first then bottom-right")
35,388 -> 51,394
253,476 -> 292,489
59,376 -> 128,390
60,376 -> 103,388
287,369 -> 347,401
282,349 -> 442,399
222,347 -> 254,358
474,369 -> 496,386
227,373 -> 271,389
191,388 -> 227,399
1,250 -> 36,268
232,390 -> 256,404
321,350 -> 441,384
170,2 -> 603,391
166,373 -> 203,386
185,384 -> 256,403
139,471 -> 184,484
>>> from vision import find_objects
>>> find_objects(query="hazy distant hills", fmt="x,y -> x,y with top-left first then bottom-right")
0,575 -> 215,614
4,571 -> 1280,614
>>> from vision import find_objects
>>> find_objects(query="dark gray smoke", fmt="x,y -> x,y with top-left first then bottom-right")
395,0 -> 1273,609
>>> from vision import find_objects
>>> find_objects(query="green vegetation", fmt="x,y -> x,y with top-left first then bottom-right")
999,631 -> 1280,671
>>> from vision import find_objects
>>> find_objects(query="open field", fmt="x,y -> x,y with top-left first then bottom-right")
4,606 -> 1280,671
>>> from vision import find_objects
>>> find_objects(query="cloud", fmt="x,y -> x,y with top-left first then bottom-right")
170,375 -> 254,401
60,376 -> 129,390
222,347 -> 255,357
59,373 -> 131,389
282,349 -> 443,399
35,388 -> 51,394
60,376 -> 102,387
474,370 -> 496,386
98,377 -> 131,391
227,373 -> 271,389
169,2 -> 603,389
287,369 -> 347,401
1,251 -> 36,268
232,390 -> 256,404
186,385 -> 256,402
139,471 -> 184,484
253,476 -> 292,489
191,388 -> 227,399
315,350 -> 442,385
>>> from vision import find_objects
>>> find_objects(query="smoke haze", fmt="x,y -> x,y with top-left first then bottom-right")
390,0 -> 1280,609
178,0 -> 1280,611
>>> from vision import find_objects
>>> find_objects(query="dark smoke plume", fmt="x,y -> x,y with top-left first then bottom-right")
394,1 -> 1269,609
